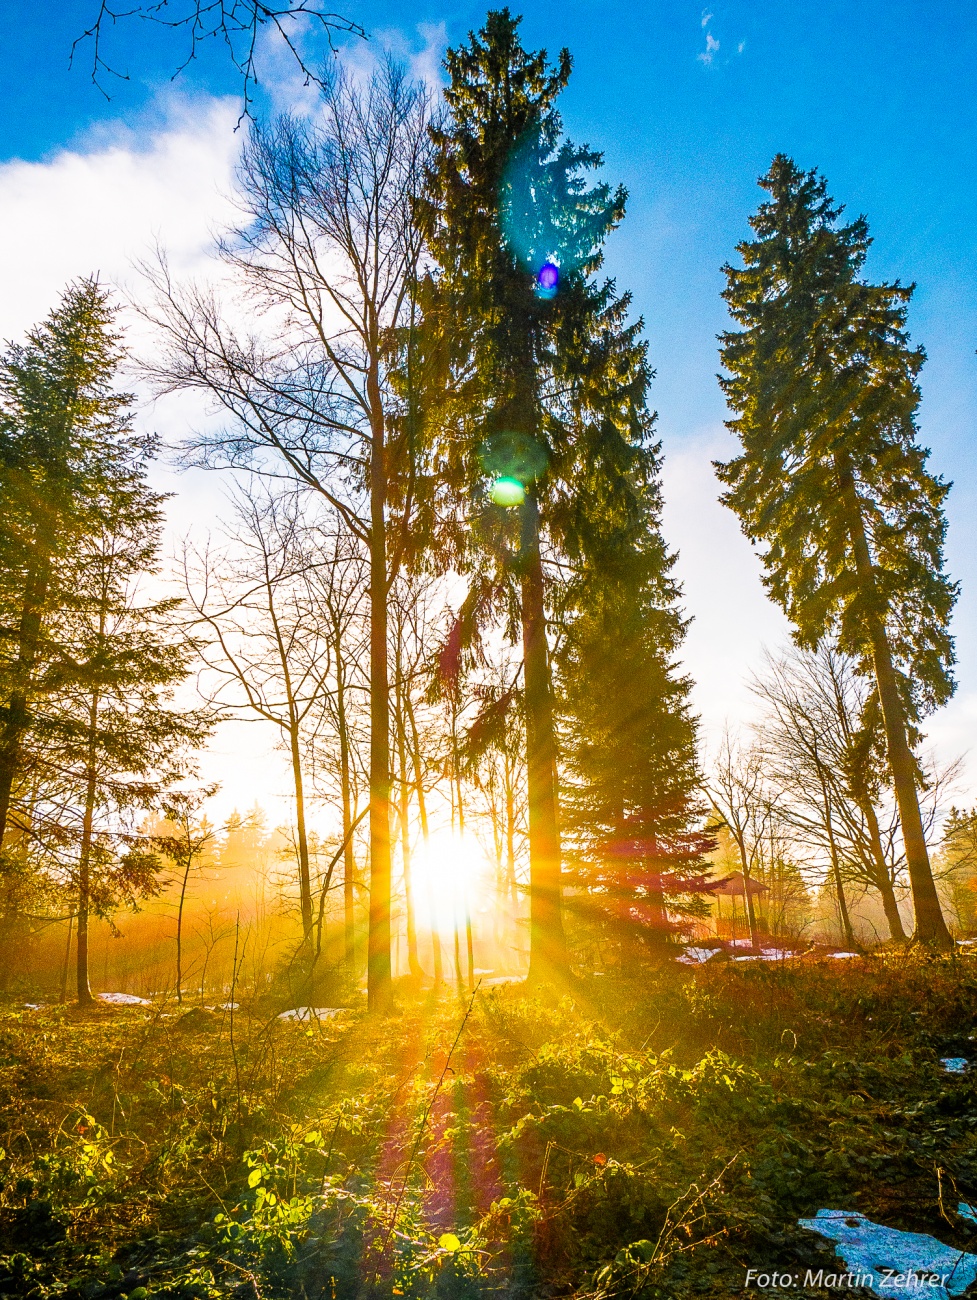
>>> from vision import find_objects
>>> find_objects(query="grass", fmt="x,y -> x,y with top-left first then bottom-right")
3,952 -> 977,1297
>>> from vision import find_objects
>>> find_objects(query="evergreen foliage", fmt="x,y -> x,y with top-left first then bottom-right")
421,9 -> 703,965
717,156 -> 955,715
558,533 -> 709,955
0,279 -> 139,852
717,155 -> 957,945
0,281 -> 210,998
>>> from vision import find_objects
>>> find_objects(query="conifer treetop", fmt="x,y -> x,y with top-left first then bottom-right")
717,154 -> 957,719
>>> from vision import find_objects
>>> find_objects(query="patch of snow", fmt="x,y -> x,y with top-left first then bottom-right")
677,947 -> 721,965
828,951 -> 862,960
97,992 -> 150,1006
941,1058 -> 969,1074
20,1002 -> 46,1010
277,1006 -> 344,1022
798,1209 -> 977,1299
480,975 -> 525,987
958,1202 -> 977,1225
734,947 -> 798,963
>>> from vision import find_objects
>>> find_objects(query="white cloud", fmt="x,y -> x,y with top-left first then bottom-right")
698,31 -> 721,65
0,96 -> 308,826
257,16 -> 447,116
0,96 -> 241,343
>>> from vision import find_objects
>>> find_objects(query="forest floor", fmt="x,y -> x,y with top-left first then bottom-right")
3,952 -> 977,1298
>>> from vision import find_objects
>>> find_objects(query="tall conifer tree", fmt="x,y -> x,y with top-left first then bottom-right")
558,537 -> 707,957
421,10 -> 697,977
0,281 -> 209,998
717,156 -> 957,947
52,483 -> 210,1004
0,280 -> 133,854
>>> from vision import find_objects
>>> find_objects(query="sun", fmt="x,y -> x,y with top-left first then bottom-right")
411,830 -> 489,937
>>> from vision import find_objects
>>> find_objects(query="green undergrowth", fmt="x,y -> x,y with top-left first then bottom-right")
3,953 -> 977,1298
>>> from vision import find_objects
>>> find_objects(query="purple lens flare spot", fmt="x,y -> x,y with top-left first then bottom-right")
537,261 -> 559,290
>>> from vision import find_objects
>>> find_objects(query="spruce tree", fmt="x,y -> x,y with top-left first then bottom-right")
717,156 -> 957,947
558,536 -> 708,958
50,480 -> 211,1004
0,280 -> 149,854
0,280 -> 209,999
421,10 -> 697,977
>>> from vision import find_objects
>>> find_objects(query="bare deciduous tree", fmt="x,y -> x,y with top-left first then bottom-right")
305,523 -> 369,970
74,2 -> 362,119
181,486 -> 333,941
142,61 -> 433,1009
752,644 -> 960,944
706,732 -> 767,949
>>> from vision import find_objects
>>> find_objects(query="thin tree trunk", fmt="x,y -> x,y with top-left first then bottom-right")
828,839 -> 856,950
335,628 -> 357,969
861,796 -> 908,942
812,751 -> 857,949
176,854 -> 192,1005
288,721 -> 314,941
505,752 -> 518,908
60,914 -> 74,1005
837,463 -> 952,948
264,573 -> 314,943
394,650 -> 421,976
76,764 -> 97,1006
877,870 -> 908,944
367,393 -> 392,1011
0,564 -> 50,849
520,492 -> 567,983
406,693 -> 441,983
732,831 -> 760,949
455,769 -> 475,990
396,690 -> 422,977
489,770 -> 505,951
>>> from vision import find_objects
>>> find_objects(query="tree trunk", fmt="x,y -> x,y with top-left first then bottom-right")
828,844 -> 856,950
520,492 -> 567,983
504,752 -> 518,909
176,855 -> 192,1005
406,694 -> 441,983
732,830 -> 760,949
60,914 -> 74,1004
367,397 -> 392,1011
837,463 -> 952,948
334,626 -> 357,969
454,769 -> 475,989
877,871 -> 908,944
861,797 -> 908,942
0,564 -> 51,849
396,691 -> 422,978
76,765 -> 97,1006
288,722 -> 314,941
813,755 -> 857,949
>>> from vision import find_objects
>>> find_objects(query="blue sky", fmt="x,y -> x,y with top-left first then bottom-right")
1,0 -> 975,804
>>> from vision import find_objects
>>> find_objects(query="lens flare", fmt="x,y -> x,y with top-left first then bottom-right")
489,476 -> 526,507
536,261 -> 559,299
478,431 -> 549,484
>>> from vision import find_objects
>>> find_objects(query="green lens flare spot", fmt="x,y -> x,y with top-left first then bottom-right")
490,476 -> 526,507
